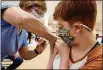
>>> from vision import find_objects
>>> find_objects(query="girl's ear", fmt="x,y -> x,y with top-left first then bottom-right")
76,25 -> 82,34
73,22 -> 82,34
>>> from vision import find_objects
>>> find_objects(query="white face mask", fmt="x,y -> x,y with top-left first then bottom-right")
31,10 -> 41,18
31,9 -> 44,23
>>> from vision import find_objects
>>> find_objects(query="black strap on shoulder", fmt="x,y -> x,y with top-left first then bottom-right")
87,41 -> 100,55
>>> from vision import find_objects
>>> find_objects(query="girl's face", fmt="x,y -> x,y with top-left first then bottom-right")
57,18 -> 92,46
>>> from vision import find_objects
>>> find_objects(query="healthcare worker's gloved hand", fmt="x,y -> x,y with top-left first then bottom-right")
35,38 -> 47,54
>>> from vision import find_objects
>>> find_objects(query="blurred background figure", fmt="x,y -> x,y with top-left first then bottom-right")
5,52 -> 23,70
35,35 -> 40,42
101,37 -> 103,44
96,34 -> 99,40
27,31 -> 32,44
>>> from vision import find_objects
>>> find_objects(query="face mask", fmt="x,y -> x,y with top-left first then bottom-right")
58,24 -> 91,45
31,10 -> 41,18
58,26 -> 76,45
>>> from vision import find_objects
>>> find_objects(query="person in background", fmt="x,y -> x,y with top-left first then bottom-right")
96,34 -> 99,40
1,0 -> 56,70
35,35 -> 40,42
27,31 -> 32,44
47,0 -> 102,69
5,52 -> 23,70
101,37 -> 103,44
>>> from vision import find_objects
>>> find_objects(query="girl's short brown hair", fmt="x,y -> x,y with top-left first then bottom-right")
54,0 -> 97,30
19,0 -> 47,12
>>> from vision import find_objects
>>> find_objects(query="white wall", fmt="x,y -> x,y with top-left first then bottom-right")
2,1 -> 102,35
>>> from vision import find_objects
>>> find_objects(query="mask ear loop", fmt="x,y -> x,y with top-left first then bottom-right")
80,24 -> 91,31
33,6 -> 44,17
31,10 -> 41,18
68,24 -> 92,40
73,24 -> 91,37
31,6 -> 42,18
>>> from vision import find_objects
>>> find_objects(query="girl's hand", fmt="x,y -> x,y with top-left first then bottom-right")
55,37 -> 70,57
